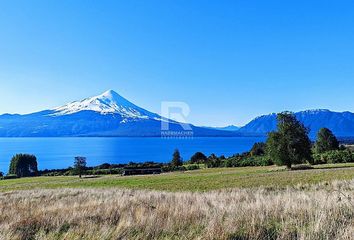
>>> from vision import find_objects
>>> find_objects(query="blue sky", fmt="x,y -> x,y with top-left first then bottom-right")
0,0 -> 353,126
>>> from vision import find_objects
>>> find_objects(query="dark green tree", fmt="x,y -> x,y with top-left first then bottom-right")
314,128 -> 339,154
206,154 -> 222,168
250,142 -> 266,156
74,156 -> 87,178
9,154 -> 38,177
171,149 -> 183,167
190,152 -> 207,164
266,112 -> 312,169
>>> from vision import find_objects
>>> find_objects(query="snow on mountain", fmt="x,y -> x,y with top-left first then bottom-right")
52,90 -> 161,121
3,90 -> 353,138
207,125 -> 240,131
0,90 -> 237,137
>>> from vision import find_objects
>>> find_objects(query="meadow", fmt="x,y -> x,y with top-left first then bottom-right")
1,178 -> 354,239
2,164 -> 354,239
2,163 -> 354,192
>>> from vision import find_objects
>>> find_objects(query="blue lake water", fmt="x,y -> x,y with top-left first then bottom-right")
0,137 -> 265,173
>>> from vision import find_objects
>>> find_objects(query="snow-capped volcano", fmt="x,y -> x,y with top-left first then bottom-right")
52,90 -> 161,121
0,90 -> 236,137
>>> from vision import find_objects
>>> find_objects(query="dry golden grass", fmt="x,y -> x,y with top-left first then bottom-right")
1,180 -> 354,240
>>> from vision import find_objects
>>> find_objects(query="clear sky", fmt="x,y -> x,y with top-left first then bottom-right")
0,0 -> 354,126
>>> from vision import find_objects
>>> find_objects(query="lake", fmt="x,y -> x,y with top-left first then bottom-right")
0,137 -> 265,173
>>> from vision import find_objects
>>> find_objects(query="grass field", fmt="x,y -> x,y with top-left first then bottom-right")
2,164 -> 354,239
1,179 -> 354,239
2,163 -> 354,192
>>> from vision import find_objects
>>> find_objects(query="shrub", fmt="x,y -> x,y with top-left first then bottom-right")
250,142 -> 266,156
162,165 -> 186,172
206,154 -> 222,168
184,164 -> 200,171
95,163 -> 112,169
3,174 -> 18,180
222,155 -> 273,168
291,165 -> 314,171
249,156 -> 273,166
312,154 -> 327,165
312,150 -> 354,164
86,168 -> 123,175
43,171 -> 63,177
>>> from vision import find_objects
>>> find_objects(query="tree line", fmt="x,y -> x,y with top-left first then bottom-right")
0,155 -> 88,179
180,112 -> 352,169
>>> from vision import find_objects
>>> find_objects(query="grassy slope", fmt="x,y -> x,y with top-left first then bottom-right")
2,163 -> 354,192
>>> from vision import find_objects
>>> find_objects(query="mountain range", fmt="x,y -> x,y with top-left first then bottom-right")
0,90 -> 353,137
238,109 -> 354,138
0,90 -> 236,137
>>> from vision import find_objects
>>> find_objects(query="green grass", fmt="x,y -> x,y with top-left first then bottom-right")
2,163 -> 354,192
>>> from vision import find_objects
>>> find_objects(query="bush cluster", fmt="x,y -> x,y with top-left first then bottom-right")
225,155 -> 273,167
161,164 -> 200,172
312,150 -> 354,164
205,154 -> 273,168
86,168 -> 124,175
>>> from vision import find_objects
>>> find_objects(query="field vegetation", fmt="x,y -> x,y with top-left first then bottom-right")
1,179 -> 354,239
2,163 -> 354,192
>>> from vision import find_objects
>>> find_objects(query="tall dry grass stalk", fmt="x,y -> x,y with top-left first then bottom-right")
1,180 -> 354,240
